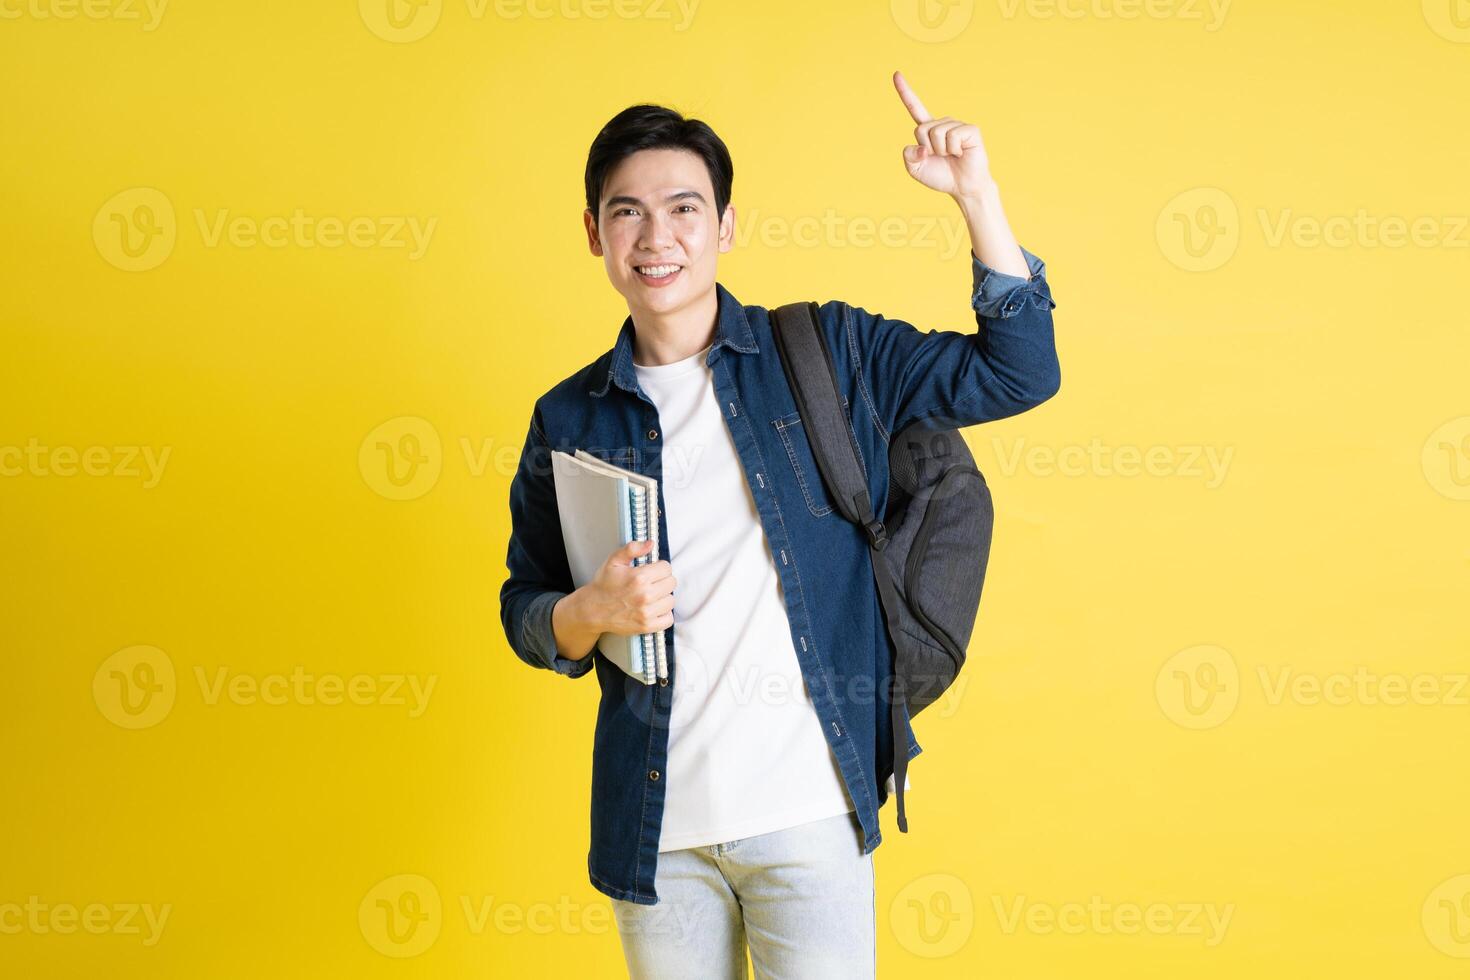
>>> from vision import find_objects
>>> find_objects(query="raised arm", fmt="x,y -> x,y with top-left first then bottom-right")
828,73 -> 1061,439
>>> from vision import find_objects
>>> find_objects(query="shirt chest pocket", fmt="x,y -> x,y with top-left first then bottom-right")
770,395 -> 866,519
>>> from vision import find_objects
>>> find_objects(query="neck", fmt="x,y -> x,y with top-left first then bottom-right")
629,286 -> 719,366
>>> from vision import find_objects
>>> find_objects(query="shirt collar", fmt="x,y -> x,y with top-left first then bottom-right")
590,282 -> 758,397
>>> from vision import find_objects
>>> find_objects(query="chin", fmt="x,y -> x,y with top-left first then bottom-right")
630,281 -> 687,308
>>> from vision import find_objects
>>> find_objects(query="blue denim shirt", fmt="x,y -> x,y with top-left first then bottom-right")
499,247 -> 1059,905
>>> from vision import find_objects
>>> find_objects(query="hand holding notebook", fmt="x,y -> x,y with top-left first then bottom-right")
550,449 -> 671,684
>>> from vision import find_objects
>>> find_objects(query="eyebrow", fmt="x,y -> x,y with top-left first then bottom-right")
604,190 -> 708,210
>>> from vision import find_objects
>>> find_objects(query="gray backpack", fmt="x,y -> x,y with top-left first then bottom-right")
771,302 -> 994,833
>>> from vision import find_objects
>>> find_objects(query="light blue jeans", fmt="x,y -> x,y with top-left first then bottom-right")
610,810 -> 876,979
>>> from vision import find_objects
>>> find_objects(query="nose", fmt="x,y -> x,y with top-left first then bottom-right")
638,211 -> 676,255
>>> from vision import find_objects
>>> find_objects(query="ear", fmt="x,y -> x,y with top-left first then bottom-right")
584,209 -> 603,257
717,204 -> 736,254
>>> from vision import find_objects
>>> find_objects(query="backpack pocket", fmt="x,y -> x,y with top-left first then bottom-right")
905,466 -> 991,661
889,465 -> 993,713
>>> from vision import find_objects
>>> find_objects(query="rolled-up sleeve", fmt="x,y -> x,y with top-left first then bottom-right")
832,245 -> 1060,437
970,245 -> 1050,319
498,407 -> 596,679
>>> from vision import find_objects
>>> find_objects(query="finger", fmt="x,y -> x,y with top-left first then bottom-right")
916,122 -> 934,154
640,573 -> 675,598
902,144 -> 926,176
893,70 -> 932,125
625,538 -> 655,557
925,119 -> 961,155
615,537 -> 656,562
637,604 -> 674,632
640,583 -> 673,605
944,123 -> 966,157
636,559 -> 675,585
916,116 -> 955,154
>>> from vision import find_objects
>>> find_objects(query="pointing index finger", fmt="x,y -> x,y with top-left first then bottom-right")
893,70 -> 932,124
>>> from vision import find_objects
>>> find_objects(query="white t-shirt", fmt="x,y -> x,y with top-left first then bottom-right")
633,342 -> 857,851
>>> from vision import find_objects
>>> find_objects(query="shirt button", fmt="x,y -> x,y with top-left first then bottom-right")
647,428 -> 659,440
648,769 -> 661,781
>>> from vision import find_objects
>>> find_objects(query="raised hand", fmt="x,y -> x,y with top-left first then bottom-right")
893,70 -> 993,199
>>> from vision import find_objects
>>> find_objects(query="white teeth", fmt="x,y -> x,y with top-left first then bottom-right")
637,265 -> 681,278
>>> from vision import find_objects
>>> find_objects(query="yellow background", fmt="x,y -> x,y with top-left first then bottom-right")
3,0 -> 1468,976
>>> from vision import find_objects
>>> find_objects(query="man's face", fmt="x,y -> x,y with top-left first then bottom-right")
585,147 -> 734,319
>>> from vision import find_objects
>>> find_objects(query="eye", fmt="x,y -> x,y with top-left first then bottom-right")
613,207 -> 638,217
675,204 -> 697,214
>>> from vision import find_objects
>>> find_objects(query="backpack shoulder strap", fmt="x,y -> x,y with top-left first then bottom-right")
772,301 -> 915,832
770,302 -> 885,545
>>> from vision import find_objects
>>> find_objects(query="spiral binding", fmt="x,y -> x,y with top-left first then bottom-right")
627,485 -> 657,684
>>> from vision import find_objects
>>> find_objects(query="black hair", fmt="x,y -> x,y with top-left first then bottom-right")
584,104 -> 733,225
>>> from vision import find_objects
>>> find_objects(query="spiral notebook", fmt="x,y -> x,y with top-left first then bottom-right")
549,449 -> 669,684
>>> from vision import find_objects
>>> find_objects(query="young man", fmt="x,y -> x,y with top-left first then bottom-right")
499,72 -> 1060,978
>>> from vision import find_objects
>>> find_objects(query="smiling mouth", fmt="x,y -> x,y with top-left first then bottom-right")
634,264 -> 683,286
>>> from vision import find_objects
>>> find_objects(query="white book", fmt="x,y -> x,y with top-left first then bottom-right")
549,449 -> 668,684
